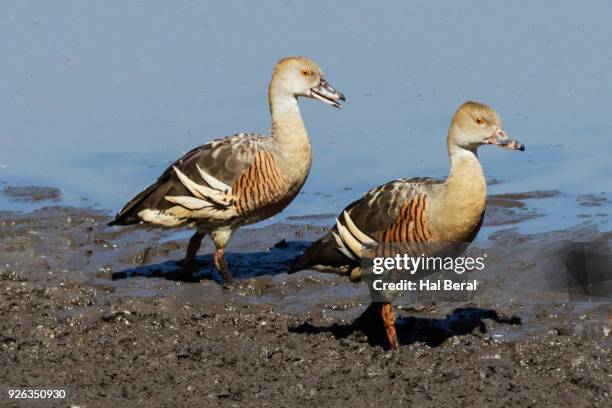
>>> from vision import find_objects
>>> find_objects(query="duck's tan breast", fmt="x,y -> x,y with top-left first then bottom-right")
427,187 -> 487,242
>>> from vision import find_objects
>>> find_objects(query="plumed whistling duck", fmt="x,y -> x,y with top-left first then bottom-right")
290,101 -> 525,348
109,56 -> 345,284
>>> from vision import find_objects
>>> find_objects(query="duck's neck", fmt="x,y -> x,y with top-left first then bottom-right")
436,141 -> 487,240
446,145 -> 486,199
268,87 -> 312,181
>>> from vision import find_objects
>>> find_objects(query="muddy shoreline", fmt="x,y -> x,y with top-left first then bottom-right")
0,188 -> 610,407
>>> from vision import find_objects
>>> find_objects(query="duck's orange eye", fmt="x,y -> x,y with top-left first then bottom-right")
475,117 -> 484,125
301,69 -> 311,76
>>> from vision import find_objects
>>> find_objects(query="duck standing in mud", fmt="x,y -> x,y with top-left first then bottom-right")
290,101 -> 525,348
109,57 -> 345,284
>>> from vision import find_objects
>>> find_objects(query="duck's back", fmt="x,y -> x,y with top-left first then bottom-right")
109,132 -> 286,227
290,177 -> 446,273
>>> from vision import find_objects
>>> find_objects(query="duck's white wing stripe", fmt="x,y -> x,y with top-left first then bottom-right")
336,218 -> 365,258
173,166 -> 210,199
334,212 -> 376,261
165,195 -> 213,210
332,231 -> 357,261
172,166 -> 233,207
342,211 -> 375,244
196,164 -> 231,193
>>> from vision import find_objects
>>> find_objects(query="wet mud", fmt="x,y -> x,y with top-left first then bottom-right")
0,187 -> 610,407
2,185 -> 61,202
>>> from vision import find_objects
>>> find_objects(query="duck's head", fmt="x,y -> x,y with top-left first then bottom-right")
270,56 -> 345,108
449,101 -> 525,152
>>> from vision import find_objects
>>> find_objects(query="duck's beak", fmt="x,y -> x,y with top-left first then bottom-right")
485,127 -> 525,151
310,79 -> 345,108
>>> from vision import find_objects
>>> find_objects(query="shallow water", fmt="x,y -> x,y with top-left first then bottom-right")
1,1 -> 610,233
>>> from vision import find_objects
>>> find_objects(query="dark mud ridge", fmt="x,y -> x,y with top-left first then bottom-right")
2,185 -> 61,202
0,198 -> 610,407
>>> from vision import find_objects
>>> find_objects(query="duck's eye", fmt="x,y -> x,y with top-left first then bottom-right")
475,117 -> 484,125
301,69 -> 311,77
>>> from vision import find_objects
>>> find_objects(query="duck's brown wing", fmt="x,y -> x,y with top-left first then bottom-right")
109,133 -> 267,226
290,177 -> 443,273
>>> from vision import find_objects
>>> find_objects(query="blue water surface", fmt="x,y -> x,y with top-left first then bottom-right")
1,1 -> 610,233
